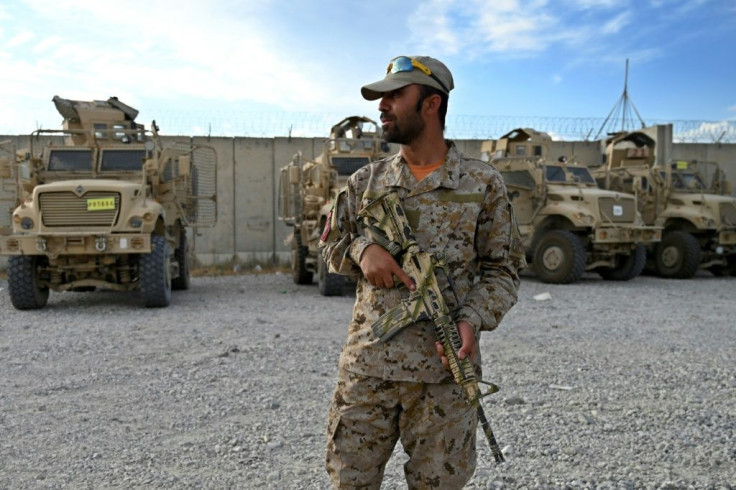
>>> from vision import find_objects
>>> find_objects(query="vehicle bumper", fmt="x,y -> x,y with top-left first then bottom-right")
593,226 -> 662,245
0,233 -> 152,256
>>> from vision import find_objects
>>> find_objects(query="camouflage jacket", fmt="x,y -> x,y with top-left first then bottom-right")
319,142 -> 526,383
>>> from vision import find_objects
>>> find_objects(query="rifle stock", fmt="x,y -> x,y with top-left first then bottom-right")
356,191 -> 505,464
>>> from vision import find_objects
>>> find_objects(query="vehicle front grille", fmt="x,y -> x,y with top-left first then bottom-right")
598,196 -> 635,223
39,191 -> 120,227
721,202 -> 736,227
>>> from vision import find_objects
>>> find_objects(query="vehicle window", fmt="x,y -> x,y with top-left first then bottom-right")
675,171 -> 705,190
568,167 -> 596,184
48,149 -> 93,171
331,157 -> 370,176
500,170 -> 535,189
100,150 -> 147,171
545,165 -> 566,182
94,123 -> 108,139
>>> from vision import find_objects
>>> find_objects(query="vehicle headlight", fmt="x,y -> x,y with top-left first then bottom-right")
20,217 -> 34,230
129,216 -> 143,228
575,212 -> 594,224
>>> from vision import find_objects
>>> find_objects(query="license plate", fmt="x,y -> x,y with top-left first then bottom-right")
87,197 -> 116,211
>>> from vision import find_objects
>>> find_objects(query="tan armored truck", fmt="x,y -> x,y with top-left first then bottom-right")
481,128 -> 661,284
0,96 -> 217,309
592,131 -> 736,277
278,116 -> 388,295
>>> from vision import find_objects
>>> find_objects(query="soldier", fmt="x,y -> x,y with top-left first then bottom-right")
320,55 -> 526,488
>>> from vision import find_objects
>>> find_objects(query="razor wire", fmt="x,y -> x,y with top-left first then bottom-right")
150,110 -> 736,144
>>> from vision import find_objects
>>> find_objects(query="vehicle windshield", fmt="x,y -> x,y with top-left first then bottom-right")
568,167 -> 596,184
545,164 -> 595,184
331,157 -> 370,176
671,171 -> 706,191
501,170 -> 535,189
100,149 -> 146,171
545,165 -> 566,182
47,149 -> 93,171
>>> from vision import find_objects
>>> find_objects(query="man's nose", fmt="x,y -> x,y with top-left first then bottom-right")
378,95 -> 390,112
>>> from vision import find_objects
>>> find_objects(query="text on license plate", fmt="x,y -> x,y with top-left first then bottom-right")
87,197 -> 116,211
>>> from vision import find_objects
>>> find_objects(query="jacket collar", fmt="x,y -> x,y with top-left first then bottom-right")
384,140 -> 461,197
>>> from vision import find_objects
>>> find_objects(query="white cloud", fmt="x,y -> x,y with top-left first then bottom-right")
9,0 -> 329,111
408,0 -> 559,56
573,0 -> 621,8
7,30 -> 34,48
601,11 -> 632,34
408,0 -> 462,54
405,0 -> 644,61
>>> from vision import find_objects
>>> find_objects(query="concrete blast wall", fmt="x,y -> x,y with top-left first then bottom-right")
1,131 -> 735,268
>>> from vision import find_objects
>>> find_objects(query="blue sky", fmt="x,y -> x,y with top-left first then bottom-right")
0,0 -> 734,139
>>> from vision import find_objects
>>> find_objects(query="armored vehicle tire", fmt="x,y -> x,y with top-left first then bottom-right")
318,254 -> 344,296
172,231 -> 190,290
532,230 -> 586,284
7,256 -> 49,310
292,235 -> 313,285
654,231 -> 701,279
140,235 -> 172,307
598,244 -> 647,281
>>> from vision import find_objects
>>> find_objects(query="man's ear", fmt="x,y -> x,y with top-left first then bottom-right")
423,93 -> 441,115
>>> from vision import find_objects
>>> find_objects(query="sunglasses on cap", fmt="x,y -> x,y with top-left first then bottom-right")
386,56 -> 450,94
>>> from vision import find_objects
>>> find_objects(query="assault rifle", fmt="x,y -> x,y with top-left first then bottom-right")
356,191 -> 505,464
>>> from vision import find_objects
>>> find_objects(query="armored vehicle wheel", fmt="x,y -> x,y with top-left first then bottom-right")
532,230 -> 586,284
7,256 -> 49,310
598,244 -> 646,281
318,254 -> 344,296
140,235 -> 172,307
172,231 -> 190,290
291,234 -> 313,285
654,231 -> 701,279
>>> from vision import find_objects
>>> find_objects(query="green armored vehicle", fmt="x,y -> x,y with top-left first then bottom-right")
593,130 -> 736,277
481,128 -> 661,284
278,116 -> 388,295
0,96 -> 217,309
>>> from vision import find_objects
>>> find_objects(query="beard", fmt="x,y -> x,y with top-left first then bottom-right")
381,108 -> 425,145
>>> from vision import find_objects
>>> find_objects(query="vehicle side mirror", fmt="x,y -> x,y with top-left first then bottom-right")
723,180 -> 734,195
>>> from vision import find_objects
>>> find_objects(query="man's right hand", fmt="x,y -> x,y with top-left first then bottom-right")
359,244 -> 415,290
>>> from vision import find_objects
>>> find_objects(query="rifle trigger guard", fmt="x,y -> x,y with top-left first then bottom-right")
479,380 -> 500,398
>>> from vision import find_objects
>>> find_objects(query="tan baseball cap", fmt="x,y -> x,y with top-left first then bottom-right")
361,55 -> 454,101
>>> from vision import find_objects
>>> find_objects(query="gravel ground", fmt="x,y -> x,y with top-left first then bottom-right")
0,270 -> 734,489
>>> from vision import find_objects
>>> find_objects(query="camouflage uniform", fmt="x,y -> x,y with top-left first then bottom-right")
320,141 -> 525,488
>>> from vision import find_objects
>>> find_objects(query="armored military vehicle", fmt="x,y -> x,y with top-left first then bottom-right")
278,116 -> 388,295
481,128 -> 661,284
0,96 -> 217,309
592,130 -> 736,277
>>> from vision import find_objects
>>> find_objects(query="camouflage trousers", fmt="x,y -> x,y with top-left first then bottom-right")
325,368 -> 477,489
